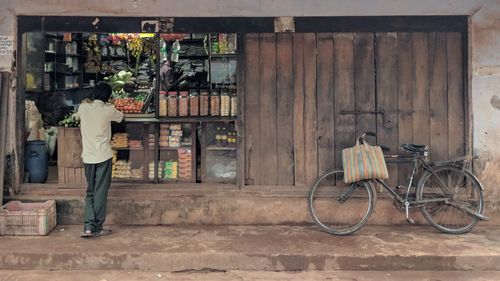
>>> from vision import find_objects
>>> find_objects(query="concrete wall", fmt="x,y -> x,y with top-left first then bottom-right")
0,0 -> 499,197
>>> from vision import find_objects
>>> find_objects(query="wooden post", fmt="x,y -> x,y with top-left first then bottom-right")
0,73 -> 8,203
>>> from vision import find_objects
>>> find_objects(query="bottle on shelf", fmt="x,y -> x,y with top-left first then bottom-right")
215,127 -> 222,146
221,127 -> 228,147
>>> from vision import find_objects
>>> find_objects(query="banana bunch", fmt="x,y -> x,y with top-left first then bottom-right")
83,35 -> 102,73
128,37 -> 143,59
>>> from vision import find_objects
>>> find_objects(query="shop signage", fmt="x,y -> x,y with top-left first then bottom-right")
0,36 -> 13,56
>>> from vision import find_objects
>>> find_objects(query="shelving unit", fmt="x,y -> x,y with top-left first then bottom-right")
23,31 -> 239,185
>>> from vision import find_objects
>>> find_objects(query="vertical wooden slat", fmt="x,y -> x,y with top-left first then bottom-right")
334,33 -> 355,169
375,32 -> 399,187
243,34 -> 261,185
354,33 -> 376,138
316,33 -> 335,176
293,33 -> 306,186
236,33 -> 246,187
412,32 -> 430,146
429,32 -> 449,161
397,33 -> 414,185
259,33 -> 278,185
0,73 -> 6,203
276,33 -> 295,185
447,32 -> 465,158
303,33 -> 318,185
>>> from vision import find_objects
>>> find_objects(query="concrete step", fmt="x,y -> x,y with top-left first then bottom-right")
2,270 -> 500,281
9,186 -> 499,226
1,225 -> 500,272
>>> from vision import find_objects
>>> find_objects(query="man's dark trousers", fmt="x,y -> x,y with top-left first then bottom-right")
83,158 -> 112,232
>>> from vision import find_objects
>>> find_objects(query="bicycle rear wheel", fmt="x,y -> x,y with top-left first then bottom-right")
416,165 -> 484,234
308,170 -> 375,235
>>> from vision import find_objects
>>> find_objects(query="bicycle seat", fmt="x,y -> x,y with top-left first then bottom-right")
401,143 -> 428,154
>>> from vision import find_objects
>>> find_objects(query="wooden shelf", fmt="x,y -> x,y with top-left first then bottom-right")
210,53 -> 237,58
55,86 -> 80,90
159,146 -> 192,150
206,146 -> 237,151
158,116 -> 236,122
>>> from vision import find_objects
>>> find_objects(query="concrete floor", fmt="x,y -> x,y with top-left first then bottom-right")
2,270 -> 500,281
1,225 -> 500,272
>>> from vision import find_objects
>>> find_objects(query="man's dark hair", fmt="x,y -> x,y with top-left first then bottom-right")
93,82 -> 113,102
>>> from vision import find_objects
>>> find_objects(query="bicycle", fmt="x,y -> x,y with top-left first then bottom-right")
308,132 -> 488,235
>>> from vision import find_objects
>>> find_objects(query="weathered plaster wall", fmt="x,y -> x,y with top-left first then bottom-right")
470,1 -> 500,203
0,0 -> 499,197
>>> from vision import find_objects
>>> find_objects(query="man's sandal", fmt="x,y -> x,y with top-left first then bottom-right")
93,229 -> 112,237
80,229 -> 93,238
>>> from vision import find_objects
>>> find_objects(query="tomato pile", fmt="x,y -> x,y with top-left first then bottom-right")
113,98 -> 144,114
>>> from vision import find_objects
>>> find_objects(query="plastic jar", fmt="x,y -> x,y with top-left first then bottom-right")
189,91 -> 199,116
200,90 -> 209,116
210,90 -> 220,116
167,91 -> 178,116
220,89 -> 230,116
159,91 -> 167,117
178,91 -> 189,116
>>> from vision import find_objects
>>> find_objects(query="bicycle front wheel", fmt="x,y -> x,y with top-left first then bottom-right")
416,165 -> 484,234
308,170 -> 375,235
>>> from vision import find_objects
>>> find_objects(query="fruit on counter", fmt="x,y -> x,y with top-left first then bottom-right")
113,97 -> 144,114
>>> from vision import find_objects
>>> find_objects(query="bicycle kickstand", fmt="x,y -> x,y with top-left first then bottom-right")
405,202 -> 415,224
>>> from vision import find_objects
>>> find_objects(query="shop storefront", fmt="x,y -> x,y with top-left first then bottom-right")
16,16 -> 469,190
21,17 -> 247,187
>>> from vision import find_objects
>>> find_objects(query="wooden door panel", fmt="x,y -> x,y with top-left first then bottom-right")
243,32 -> 465,186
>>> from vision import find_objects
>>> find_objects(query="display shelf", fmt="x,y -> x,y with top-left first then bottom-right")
55,86 -> 80,90
179,55 -> 208,60
159,146 -> 192,150
45,50 -> 56,54
210,54 -> 237,58
157,116 -> 236,123
112,147 -> 145,150
206,146 -> 237,151
124,113 -> 156,119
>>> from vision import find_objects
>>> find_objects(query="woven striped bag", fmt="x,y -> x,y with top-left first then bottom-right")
342,141 -> 388,184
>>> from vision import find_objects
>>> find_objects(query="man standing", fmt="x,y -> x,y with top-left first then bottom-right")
75,82 -> 124,238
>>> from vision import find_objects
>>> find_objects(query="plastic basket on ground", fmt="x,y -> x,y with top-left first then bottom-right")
0,200 -> 57,235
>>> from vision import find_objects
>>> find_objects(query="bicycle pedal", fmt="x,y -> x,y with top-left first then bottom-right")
406,218 -> 415,225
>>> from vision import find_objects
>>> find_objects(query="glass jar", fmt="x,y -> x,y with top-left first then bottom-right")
210,90 -> 220,116
159,91 -> 168,117
200,90 -> 209,116
167,91 -> 178,117
189,91 -> 199,116
178,91 -> 189,116
220,88 -> 230,116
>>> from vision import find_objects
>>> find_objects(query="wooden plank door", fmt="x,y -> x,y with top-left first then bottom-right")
242,32 -> 466,187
